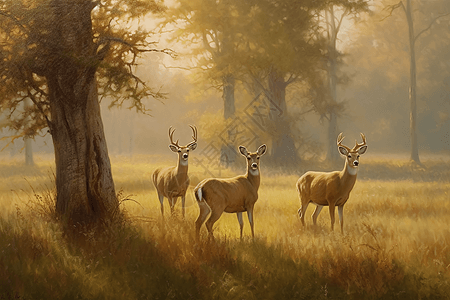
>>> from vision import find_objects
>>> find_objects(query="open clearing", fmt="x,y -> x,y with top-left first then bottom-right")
1,154 -> 450,299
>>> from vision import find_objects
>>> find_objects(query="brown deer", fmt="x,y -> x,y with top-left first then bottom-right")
152,125 -> 198,219
297,133 -> 367,233
194,144 -> 267,239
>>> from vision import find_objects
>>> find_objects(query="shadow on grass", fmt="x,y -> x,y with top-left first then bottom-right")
2,184 -> 450,300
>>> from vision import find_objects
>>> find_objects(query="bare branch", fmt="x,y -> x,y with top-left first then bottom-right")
285,74 -> 299,85
334,8 -> 350,39
380,1 -> 405,21
96,36 -> 177,59
415,12 -> 450,41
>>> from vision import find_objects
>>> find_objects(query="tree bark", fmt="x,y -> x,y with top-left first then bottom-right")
24,98 -> 34,166
24,136 -> 34,166
406,0 -> 420,163
50,77 -> 117,223
45,0 -> 117,223
268,68 -> 299,167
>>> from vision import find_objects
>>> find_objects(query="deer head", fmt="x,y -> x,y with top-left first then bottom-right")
337,133 -> 367,170
168,125 -> 198,165
239,144 -> 267,176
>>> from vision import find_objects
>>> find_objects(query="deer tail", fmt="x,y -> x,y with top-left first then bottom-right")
195,187 -> 203,202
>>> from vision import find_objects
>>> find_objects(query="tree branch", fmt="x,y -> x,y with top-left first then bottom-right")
415,12 -> 450,41
202,31 -> 218,58
334,8 -> 350,39
380,1 -> 405,21
96,36 -> 177,60
285,74 -> 299,85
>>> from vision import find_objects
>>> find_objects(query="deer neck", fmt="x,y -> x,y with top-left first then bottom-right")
340,160 -> 358,182
246,168 -> 261,190
176,158 -> 189,179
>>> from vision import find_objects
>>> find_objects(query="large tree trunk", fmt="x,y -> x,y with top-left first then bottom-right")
50,77 -> 117,223
46,0 -> 117,224
406,0 -> 420,164
268,68 -> 298,167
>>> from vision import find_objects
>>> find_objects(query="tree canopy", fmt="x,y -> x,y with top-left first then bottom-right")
0,0 -> 168,142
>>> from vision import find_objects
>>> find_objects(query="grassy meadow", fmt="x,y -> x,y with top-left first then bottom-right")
1,153 -> 450,299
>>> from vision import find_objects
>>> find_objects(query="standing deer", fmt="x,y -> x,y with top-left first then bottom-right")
194,144 -> 267,240
152,125 -> 198,219
297,133 -> 367,233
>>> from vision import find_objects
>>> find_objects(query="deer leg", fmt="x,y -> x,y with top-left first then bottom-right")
181,195 -> 186,219
329,204 -> 336,231
298,202 -> 310,227
311,205 -> 323,225
205,208 -> 224,240
236,212 -> 244,239
247,207 -> 255,238
338,205 -> 344,234
169,197 -> 176,215
195,201 -> 211,239
157,192 -> 164,219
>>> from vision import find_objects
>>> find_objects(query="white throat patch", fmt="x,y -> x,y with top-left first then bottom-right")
249,168 -> 259,176
180,159 -> 188,166
347,164 -> 358,176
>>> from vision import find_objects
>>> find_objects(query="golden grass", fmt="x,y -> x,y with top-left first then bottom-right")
1,154 -> 450,299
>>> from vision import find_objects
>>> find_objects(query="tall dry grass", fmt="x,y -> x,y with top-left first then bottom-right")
1,154 -> 450,299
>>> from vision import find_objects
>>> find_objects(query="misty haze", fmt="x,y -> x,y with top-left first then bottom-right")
1,0 -> 450,299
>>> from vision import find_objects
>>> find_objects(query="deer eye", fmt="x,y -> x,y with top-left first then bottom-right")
247,156 -> 251,160
348,155 -> 351,158
178,150 -> 181,153
257,157 -> 260,159
357,155 -> 360,158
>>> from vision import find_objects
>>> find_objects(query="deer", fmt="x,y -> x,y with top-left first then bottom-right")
194,144 -> 267,240
296,133 -> 367,233
152,125 -> 198,219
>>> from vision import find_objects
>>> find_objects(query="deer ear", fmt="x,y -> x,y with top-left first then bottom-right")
257,144 -> 267,156
338,146 -> 348,156
357,145 -> 367,155
169,145 -> 179,152
239,146 -> 248,157
188,142 -> 197,151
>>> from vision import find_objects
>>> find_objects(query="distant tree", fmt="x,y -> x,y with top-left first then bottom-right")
237,0 -> 369,166
311,1 -> 369,164
0,0 -> 168,224
162,0 -> 245,166
384,0 -> 450,163
221,0 -> 328,167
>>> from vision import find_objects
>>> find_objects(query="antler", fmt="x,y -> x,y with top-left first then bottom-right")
337,132 -> 351,152
187,125 -> 198,146
190,125 -> 198,142
168,127 -> 180,147
353,133 -> 367,151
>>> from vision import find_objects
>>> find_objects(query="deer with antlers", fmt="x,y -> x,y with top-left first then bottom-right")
194,144 -> 267,240
297,133 -> 367,233
152,125 -> 198,219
